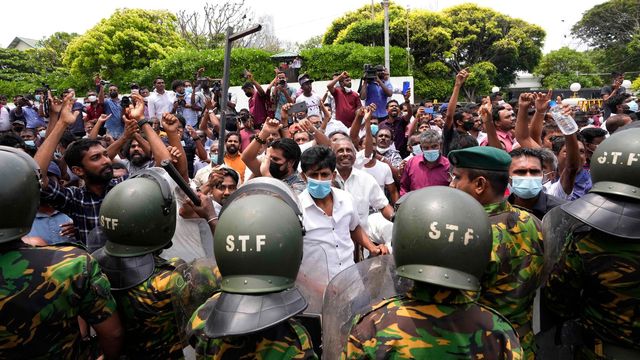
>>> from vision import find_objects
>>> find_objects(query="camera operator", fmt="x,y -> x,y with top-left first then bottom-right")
211,80 -> 237,115
182,79 -> 204,128
359,65 -> 393,120
267,69 -> 294,123
171,80 -> 187,117
97,75 -> 125,139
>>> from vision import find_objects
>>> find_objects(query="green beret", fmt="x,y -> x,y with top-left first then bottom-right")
448,146 -> 511,171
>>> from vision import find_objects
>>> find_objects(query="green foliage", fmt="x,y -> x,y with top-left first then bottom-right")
571,0 -> 640,72
413,62 -> 453,101
631,76 -> 640,91
322,2 -> 546,101
126,48 -> 276,88
534,47 -> 602,89
35,32 -> 79,68
63,9 -> 184,85
297,35 -> 323,51
299,43 -> 410,80
0,48 -> 75,97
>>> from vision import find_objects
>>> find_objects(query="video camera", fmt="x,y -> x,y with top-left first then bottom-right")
211,80 -> 222,93
100,80 -> 110,86
363,64 -> 384,82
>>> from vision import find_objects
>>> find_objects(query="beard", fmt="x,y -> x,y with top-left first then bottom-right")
226,146 -> 239,155
130,152 -> 150,167
85,165 -> 114,184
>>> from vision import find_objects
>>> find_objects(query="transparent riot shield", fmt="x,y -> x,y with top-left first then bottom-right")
170,257 -> 222,346
541,206 -> 590,282
295,247 -> 331,356
321,255 -> 414,359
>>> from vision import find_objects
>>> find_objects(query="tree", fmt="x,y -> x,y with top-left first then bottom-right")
0,48 -> 77,97
299,43 -> 410,81
322,3 -> 546,101
176,1 -> 253,49
297,35 -> 323,51
534,47 -> 602,89
63,9 -> 184,85
571,0 -> 640,72
35,32 -> 79,68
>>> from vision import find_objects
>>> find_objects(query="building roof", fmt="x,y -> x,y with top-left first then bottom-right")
7,37 -> 40,50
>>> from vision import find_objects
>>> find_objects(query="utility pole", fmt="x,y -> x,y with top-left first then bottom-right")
406,5 -> 411,74
217,24 -> 262,164
383,0 -> 390,73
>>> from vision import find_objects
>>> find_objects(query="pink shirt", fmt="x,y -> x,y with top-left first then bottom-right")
400,154 -> 450,195
480,129 -> 514,152
239,128 -> 257,152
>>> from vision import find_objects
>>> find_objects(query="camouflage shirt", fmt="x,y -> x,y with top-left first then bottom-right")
114,256 -> 186,359
544,229 -> 640,356
0,242 -> 116,359
187,293 -> 318,359
342,284 -> 523,359
480,201 -> 544,359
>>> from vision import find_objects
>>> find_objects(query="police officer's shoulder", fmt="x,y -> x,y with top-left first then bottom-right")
47,241 -> 90,252
155,256 -> 186,270
448,146 -> 512,171
354,294 -> 408,324
474,301 -> 519,330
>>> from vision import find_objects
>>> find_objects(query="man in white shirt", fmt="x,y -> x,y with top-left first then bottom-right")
332,138 -> 394,235
148,77 -> 175,119
295,74 -> 322,117
299,145 -> 388,280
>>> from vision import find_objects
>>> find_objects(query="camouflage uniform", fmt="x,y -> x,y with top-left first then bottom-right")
480,201 -> 544,359
187,293 -> 318,359
0,242 -> 116,359
342,284 -> 523,359
544,229 -> 640,359
114,256 -> 186,359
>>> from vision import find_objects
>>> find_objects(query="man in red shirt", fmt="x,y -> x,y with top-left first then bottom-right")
241,71 -> 268,128
327,71 -> 362,128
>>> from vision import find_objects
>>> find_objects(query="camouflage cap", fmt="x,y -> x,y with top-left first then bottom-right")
448,146 -> 511,171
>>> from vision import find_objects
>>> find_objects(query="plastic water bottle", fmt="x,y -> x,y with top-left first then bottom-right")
549,101 -> 578,135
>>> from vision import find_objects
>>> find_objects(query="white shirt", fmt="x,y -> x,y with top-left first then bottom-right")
362,159 -> 395,190
543,180 -> 571,200
0,106 -> 10,131
296,93 -> 322,117
335,168 -> 388,234
300,188 -> 359,280
325,119 -> 350,138
148,90 -> 175,119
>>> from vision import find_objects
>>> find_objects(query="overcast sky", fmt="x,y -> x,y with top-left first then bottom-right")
2,0 -> 605,53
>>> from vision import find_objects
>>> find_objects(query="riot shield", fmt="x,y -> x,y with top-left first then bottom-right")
170,257 -> 222,346
541,206 -> 590,282
322,255 -> 414,359
296,247 -> 331,357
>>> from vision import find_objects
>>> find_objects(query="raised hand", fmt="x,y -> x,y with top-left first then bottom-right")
534,90 -> 553,113
479,96 -> 492,118
455,68 -> 470,87
123,118 -> 139,139
260,147 -> 273,177
162,113 -> 181,134
165,145 -> 182,164
58,92 -> 78,126
128,94 -> 145,120
97,113 -> 111,124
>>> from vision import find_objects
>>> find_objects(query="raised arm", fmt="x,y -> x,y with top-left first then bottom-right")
34,93 -> 75,188
531,90 -> 552,147
559,107 -> 581,196
246,71 -> 266,97
328,71 -> 347,96
480,97 -> 501,149
349,107 -> 365,146
514,93 -> 541,149
241,118 -> 281,177
445,69 -> 469,131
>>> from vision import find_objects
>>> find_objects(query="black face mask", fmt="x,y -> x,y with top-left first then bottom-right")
109,91 -> 118,98
462,121 -> 475,131
269,162 -> 287,179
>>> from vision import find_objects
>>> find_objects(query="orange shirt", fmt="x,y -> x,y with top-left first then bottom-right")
224,153 -> 246,183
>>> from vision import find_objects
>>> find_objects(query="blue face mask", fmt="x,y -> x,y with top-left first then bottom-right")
185,87 -> 193,96
628,100 -> 638,113
370,124 -> 379,136
511,176 -> 543,199
423,149 -> 440,162
307,177 -> 332,199
35,94 -> 42,102
210,154 -> 218,164
412,144 -> 423,156
24,140 -> 36,148
38,130 -> 46,138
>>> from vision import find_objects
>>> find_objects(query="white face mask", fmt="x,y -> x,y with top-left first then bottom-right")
376,146 -> 390,154
87,95 -> 97,103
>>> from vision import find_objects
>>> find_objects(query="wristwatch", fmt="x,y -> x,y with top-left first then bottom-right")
137,118 -> 150,128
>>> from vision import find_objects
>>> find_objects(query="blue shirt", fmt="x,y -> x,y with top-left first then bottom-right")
570,168 -> 593,201
365,80 -> 392,118
103,98 -> 123,138
273,86 -> 294,120
22,107 -> 47,129
27,211 -> 75,245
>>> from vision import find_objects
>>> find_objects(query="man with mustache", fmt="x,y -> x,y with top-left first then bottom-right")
34,92 -> 129,245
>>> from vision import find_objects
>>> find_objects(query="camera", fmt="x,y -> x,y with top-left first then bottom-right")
211,81 -> 222,93
363,64 -> 383,82
278,79 -> 287,86
121,96 -> 131,108
100,80 -> 110,86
